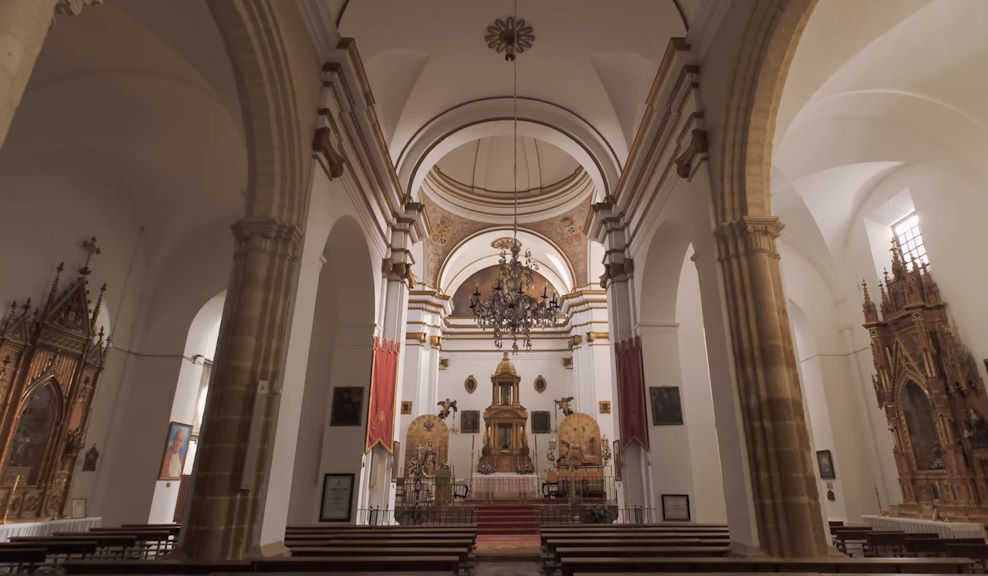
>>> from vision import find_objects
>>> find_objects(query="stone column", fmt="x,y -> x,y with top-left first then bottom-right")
715,216 -> 829,557
601,221 -> 654,513
181,218 -> 301,559
363,215 -> 416,513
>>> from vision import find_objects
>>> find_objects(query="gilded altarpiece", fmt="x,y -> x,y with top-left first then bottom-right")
480,353 -> 533,473
863,244 -> 988,520
0,256 -> 107,521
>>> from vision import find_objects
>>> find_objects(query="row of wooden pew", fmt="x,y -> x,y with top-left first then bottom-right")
0,523 -> 179,573
831,523 -> 988,563
60,523 -> 477,575
540,523 -> 978,575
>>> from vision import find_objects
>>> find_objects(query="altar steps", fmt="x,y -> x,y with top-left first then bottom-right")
476,503 -> 539,535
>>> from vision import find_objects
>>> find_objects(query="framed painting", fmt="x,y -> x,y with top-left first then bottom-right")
534,375 -> 547,394
649,386 -> 684,426
464,375 -> 477,394
400,400 -> 412,415
461,410 -> 480,434
662,493 -> 691,521
531,411 -> 551,434
330,387 -> 363,427
817,449 -> 836,479
158,421 -> 192,481
599,400 -> 611,414
319,473 -> 355,522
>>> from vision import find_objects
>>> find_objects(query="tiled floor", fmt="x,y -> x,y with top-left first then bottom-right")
476,560 -> 542,576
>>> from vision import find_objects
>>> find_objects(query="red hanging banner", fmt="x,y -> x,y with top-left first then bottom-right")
615,336 -> 649,450
365,336 -> 400,454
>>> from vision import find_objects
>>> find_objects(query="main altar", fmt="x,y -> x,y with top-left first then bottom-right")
479,353 -> 533,474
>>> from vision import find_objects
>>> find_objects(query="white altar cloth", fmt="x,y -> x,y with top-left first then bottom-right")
0,516 -> 102,542
471,473 -> 538,499
862,515 -> 985,539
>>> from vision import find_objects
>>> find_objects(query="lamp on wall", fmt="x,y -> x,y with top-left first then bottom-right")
471,3 -> 559,351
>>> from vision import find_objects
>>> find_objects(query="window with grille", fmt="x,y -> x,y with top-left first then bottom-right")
892,212 -> 929,270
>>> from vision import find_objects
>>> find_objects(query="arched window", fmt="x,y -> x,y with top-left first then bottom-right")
902,381 -> 943,470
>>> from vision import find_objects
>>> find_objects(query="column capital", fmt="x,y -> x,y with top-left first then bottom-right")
715,216 -> 784,259
55,0 -> 102,16
382,257 -> 416,287
312,125 -> 344,180
231,218 -> 302,259
600,254 -> 634,289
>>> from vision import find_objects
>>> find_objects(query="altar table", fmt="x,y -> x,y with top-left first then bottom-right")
0,516 -> 102,542
471,473 -> 538,499
862,514 -> 986,539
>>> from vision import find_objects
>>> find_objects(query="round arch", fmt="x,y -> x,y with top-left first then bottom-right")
636,219 -> 692,325
397,98 -> 621,204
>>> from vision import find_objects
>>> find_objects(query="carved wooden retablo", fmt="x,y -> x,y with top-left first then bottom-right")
480,352 -> 534,474
556,412 -> 603,469
403,414 -> 449,480
0,244 -> 108,521
863,242 -> 988,520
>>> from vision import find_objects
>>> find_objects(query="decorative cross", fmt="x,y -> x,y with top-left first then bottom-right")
80,237 -> 100,275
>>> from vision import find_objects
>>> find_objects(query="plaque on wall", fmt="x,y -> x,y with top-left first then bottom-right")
70,498 -> 87,519
400,401 -> 412,415
461,410 -> 480,434
649,386 -> 683,425
661,493 -> 690,521
319,473 -> 355,522
531,411 -> 551,434
330,387 -> 363,426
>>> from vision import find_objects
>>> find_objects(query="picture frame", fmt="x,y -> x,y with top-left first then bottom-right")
330,387 -> 364,427
531,411 -> 551,434
70,498 -> 87,519
461,410 -> 480,434
649,386 -> 684,425
319,473 -> 355,522
400,400 -> 412,415
534,375 -> 547,394
464,375 -> 477,393
158,421 -> 193,481
599,400 -> 611,414
661,493 -> 691,521
817,449 -> 836,479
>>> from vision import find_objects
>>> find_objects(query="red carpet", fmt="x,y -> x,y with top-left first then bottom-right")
476,502 -> 539,534
475,534 -> 542,559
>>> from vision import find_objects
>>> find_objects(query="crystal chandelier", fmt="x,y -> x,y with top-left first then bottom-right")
471,6 -> 559,351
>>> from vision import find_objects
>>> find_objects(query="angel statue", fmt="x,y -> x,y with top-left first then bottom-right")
437,398 -> 458,420
554,396 -> 574,416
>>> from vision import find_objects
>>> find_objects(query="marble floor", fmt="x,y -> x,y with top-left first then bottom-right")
476,560 -> 542,576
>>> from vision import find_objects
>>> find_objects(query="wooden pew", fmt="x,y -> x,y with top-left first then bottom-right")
864,531 -> 936,557
14,533 -> 139,559
0,545 -> 48,573
253,555 -> 462,574
558,555 -> 974,575
63,559 -> 250,574
541,535 -> 729,574
84,528 -> 177,558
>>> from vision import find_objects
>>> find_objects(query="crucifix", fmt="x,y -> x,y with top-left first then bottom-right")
80,237 -> 101,275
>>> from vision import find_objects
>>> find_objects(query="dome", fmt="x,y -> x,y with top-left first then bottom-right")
493,351 -> 518,377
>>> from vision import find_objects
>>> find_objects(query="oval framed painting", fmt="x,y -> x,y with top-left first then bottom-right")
534,375 -> 547,394
464,375 -> 478,394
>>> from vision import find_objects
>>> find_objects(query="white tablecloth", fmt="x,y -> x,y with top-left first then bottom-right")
471,473 -> 538,499
862,515 -> 985,539
0,516 -> 102,542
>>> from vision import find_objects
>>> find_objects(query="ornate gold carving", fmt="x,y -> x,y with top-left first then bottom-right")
428,335 -> 442,350
312,126 -> 345,179
491,237 -> 520,251
406,332 -> 427,344
382,258 -> 416,287
439,358 -> 449,370
568,334 -> 583,349
586,331 -> 609,343
562,356 -> 573,369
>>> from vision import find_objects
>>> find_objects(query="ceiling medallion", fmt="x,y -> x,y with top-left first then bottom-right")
491,237 -> 521,251
485,16 -> 535,62
472,5 -> 558,352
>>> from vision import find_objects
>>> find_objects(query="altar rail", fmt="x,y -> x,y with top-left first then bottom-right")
357,506 -> 476,526
540,505 -> 657,525
0,516 -> 102,542
863,514 -> 987,539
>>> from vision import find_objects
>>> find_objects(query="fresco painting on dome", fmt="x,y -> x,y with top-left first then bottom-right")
451,264 -> 554,317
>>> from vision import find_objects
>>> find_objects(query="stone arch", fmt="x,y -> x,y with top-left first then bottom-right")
207,0 -> 311,226
637,219 -> 692,326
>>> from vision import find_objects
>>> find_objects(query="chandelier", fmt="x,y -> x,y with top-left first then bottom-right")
471,6 -> 559,351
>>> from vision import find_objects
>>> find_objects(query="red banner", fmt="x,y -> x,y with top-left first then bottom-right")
365,337 -> 400,454
615,336 -> 649,450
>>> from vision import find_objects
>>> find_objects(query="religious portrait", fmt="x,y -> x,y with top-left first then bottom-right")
330,386 -> 364,427
599,400 -> 611,414
817,449 -> 836,479
534,375 -> 547,394
319,473 -> 355,522
649,386 -> 683,426
82,445 -> 99,472
531,411 -> 551,434
400,400 -> 412,415
461,410 -> 480,434
158,422 -> 192,481
464,375 -> 477,394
